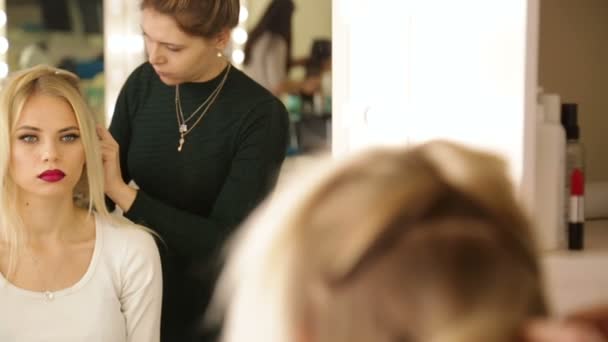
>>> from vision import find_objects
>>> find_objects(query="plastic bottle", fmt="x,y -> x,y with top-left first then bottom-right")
561,103 -> 586,249
535,93 -> 566,250
561,103 -> 585,174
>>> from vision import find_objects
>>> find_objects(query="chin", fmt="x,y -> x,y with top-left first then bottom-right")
21,188 -> 73,200
158,74 -> 181,86
160,79 -> 179,86
25,179 -> 79,198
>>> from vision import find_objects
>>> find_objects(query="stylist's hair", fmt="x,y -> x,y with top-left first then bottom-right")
243,0 -> 294,68
0,65 -> 144,279
212,140 -> 547,342
140,0 -> 240,38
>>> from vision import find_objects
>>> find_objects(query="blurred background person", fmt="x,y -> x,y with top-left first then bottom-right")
211,140 -> 551,342
18,42 -> 51,70
243,0 -> 318,96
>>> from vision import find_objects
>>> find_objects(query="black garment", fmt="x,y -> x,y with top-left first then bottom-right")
109,62 -> 289,341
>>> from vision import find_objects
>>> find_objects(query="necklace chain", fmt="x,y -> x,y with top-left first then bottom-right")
176,79 -> 223,125
27,248 -> 59,301
175,63 -> 232,152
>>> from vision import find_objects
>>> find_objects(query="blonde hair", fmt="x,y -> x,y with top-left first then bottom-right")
212,140 -> 547,342
0,65 -> 145,279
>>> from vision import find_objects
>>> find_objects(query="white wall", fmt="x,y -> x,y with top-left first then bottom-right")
333,0 -> 538,207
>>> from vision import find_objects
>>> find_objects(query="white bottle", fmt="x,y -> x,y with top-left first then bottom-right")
534,92 -> 566,250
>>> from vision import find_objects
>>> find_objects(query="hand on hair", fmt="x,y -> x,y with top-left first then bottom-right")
96,125 -> 136,212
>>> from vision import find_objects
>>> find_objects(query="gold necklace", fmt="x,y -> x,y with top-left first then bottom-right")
175,63 -> 231,152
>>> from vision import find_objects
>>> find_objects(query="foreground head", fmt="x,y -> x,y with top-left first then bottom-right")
214,140 -> 546,342
140,0 -> 240,84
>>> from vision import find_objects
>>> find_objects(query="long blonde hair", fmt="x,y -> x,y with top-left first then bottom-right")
0,65 -> 140,279
212,140 -> 547,342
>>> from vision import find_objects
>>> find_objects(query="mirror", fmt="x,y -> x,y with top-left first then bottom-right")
244,0 -> 332,156
6,0 -> 105,122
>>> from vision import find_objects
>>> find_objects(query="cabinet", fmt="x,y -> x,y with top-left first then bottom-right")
543,220 -> 608,314
539,0 -> 608,183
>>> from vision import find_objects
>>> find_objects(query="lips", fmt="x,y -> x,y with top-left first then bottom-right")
155,70 -> 170,78
38,169 -> 66,182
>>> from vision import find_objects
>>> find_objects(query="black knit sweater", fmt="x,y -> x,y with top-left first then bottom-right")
109,62 -> 289,341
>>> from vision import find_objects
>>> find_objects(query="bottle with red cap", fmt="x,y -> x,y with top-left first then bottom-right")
569,168 -> 585,250
561,103 -> 585,250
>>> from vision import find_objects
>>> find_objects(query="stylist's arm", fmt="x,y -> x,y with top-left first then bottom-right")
97,125 -> 136,212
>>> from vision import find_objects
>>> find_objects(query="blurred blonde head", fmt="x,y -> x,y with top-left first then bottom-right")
212,140 -> 547,342
0,65 -> 126,278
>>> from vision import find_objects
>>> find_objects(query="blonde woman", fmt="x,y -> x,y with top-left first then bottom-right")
0,65 -> 162,341
212,140 -> 551,342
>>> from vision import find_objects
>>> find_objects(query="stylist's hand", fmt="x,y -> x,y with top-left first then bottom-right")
523,304 -> 608,342
523,319 -> 606,342
97,125 -> 136,212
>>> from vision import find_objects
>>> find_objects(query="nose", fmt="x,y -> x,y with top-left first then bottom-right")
42,141 -> 59,163
147,43 -> 165,66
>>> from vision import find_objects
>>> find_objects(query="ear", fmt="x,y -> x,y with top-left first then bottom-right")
214,28 -> 231,51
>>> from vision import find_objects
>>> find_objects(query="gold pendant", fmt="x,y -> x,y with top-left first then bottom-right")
178,136 -> 185,152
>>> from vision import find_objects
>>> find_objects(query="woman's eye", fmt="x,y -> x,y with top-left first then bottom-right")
61,134 -> 80,142
19,135 -> 38,143
166,45 -> 181,52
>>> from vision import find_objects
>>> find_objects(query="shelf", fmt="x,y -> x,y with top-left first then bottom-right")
542,220 -> 608,315
544,220 -> 608,256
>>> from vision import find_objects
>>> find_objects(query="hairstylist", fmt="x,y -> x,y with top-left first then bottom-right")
98,1 -> 289,340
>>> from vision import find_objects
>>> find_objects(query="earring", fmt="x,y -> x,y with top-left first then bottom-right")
217,51 -> 223,58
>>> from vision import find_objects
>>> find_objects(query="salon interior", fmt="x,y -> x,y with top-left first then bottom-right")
0,0 -> 607,321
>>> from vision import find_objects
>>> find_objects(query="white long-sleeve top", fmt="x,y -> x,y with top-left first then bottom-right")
243,32 -> 288,93
0,213 -> 162,342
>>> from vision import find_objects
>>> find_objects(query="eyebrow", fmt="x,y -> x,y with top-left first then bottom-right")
141,28 -> 184,47
15,126 -> 80,133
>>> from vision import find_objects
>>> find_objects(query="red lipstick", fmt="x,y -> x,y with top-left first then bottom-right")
38,169 -> 65,183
